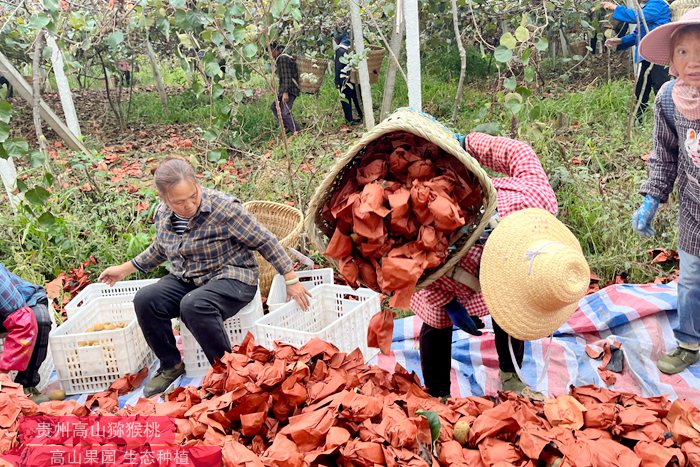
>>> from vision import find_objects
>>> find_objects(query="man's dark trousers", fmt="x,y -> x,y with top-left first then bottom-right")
133,275 -> 257,369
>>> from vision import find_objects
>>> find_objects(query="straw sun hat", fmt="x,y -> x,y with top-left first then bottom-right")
639,6 -> 700,66
480,208 -> 590,341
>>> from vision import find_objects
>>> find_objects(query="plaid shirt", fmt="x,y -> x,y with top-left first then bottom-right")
276,54 -> 299,97
640,82 -> 700,257
411,132 -> 558,328
133,188 -> 294,287
0,263 -> 46,319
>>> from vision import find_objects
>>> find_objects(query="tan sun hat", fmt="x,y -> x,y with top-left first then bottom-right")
639,7 -> 700,66
480,208 -> 590,341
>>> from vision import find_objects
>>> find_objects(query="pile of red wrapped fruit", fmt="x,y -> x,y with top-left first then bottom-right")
322,131 -> 484,309
2,335 -> 698,466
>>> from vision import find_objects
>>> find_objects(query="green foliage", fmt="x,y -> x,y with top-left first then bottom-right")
0,0 -> 676,291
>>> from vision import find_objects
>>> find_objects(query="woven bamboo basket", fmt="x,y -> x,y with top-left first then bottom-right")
350,46 -> 385,85
296,56 -> 328,94
244,201 -> 304,296
305,108 -> 497,291
671,0 -> 700,21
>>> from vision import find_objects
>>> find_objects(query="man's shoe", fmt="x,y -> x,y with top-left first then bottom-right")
143,363 -> 185,397
499,370 -> 526,394
24,386 -> 50,404
657,347 -> 699,375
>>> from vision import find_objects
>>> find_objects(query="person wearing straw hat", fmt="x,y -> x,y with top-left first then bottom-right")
98,157 -> 312,397
632,8 -> 700,374
411,133 -> 590,398
603,0 -> 671,122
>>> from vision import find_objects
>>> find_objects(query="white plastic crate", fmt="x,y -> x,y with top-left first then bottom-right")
64,279 -> 160,319
49,296 -> 156,395
180,289 -> 264,377
267,268 -> 334,311
255,284 -> 381,361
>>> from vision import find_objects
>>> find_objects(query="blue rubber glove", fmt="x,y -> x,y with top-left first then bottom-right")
632,195 -> 660,237
444,298 -> 484,336
454,132 -> 466,149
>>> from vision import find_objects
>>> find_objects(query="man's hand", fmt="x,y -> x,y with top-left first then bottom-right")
286,282 -> 312,310
602,2 -> 617,11
605,37 -> 622,49
282,92 -> 289,104
98,262 -> 135,287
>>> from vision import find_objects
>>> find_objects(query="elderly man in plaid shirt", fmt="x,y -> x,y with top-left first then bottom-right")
270,43 -> 300,134
100,157 -> 312,397
412,131 -> 558,398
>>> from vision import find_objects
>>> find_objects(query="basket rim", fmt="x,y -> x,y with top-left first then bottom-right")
243,200 -> 304,245
304,108 -> 498,291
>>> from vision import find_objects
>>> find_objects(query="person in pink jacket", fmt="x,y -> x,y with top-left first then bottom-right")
412,132 -> 559,398
0,263 -> 53,402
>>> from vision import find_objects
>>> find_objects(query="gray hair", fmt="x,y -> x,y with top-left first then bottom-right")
153,157 -> 197,196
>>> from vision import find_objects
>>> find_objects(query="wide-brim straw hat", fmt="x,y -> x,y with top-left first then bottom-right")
639,7 -> 700,66
480,208 -> 590,341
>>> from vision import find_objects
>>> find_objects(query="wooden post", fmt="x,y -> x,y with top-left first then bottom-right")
349,0 -> 375,129
451,0 -> 467,121
380,0 -> 405,121
32,31 -> 48,156
404,0 -> 422,110
46,34 -> 82,138
0,157 -> 19,211
0,51 -> 89,154
145,35 -> 169,116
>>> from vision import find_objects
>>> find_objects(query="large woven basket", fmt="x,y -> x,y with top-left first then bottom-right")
296,56 -> 328,94
671,0 -> 700,21
305,108 -> 497,291
244,201 -> 304,296
350,45 -> 385,85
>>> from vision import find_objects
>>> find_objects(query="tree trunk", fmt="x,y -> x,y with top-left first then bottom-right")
145,34 -> 169,116
559,26 -> 570,58
380,1 -> 405,121
97,50 -> 125,130
349,0 -> 375,129
32,31 -> 48,156
451,0 -> 467,121
46,34 -> 82,138
404,0 -> 422,110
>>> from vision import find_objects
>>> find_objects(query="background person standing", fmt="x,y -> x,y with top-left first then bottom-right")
604,0 -> 671,122
333,33 -> 363,125
270,43 -> 301,134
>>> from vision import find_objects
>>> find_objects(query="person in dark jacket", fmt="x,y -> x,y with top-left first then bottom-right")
0,75 -> 12,99
0,263 -> 53,403
270,43 -> 301,134
333,33 -> 363,125
604,0 -> 671,122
